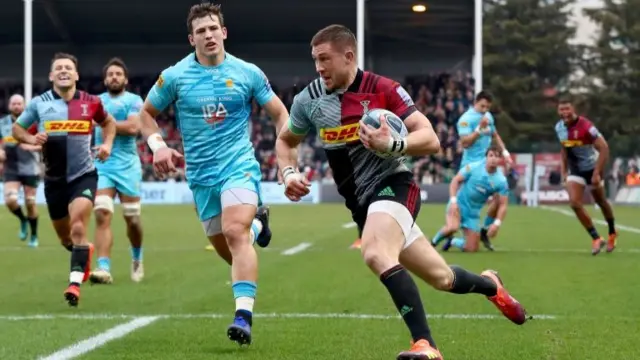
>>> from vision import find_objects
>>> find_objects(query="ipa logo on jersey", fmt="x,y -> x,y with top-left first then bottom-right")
320,123 -> 360,144
45,120 -> 91,134
202,103 -> 228,124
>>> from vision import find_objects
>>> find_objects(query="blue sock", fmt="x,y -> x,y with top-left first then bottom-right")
432,231 -> 445,245
451,237 -> 466,250
131,247 -> 143,261
483,216 -> 496,230
97,257 -> 111,272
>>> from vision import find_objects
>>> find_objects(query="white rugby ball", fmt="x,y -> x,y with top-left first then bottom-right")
361,108 -> 408,159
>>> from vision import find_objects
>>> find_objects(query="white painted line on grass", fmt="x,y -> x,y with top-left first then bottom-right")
540,206 -> 640,234
38,316 -> 159,360
0,312 -> 558,321
281,242 -> 312,255
342,222 -> 357,229
496,248 -> 640,254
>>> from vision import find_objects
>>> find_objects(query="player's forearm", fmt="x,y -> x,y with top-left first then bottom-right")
560,149 -> 568,177
595,144 -> 609,174
20,144 -> 41,151
11,124 -> 36,145
275,138 -> 299,171
115,119 -> 140,136
493,133 -> 510,157
496,202 -> 508,221
460,133 -> 480,148
449,178 -> 462,198
139,108 -> 161,140
99,118 -> 117,146
404,128 -> 441,156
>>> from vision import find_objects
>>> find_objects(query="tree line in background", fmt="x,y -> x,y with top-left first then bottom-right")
483,0 -> 640,156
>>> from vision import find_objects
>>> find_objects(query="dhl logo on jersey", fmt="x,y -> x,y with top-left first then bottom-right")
320,123 -> 360,144
561,140 -> 584,147
45,120 -> 91,134
2,135 -> 17,143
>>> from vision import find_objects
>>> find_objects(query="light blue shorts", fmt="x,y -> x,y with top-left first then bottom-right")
191,164 -> 262,222
97,167 -> 142,198
446,200 -> 481,233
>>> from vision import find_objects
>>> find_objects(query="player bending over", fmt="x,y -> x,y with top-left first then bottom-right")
555,98 -> 617,255
276,24 -> 528,360
89,58 -> 145,284
12,53 -> 116,306
0,94 -> 41,247
139,3 -> 289,345
432,146 -> 508,252
446,91 -> 511,251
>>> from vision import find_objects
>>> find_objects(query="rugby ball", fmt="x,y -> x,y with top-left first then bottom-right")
361,108 -> 408,159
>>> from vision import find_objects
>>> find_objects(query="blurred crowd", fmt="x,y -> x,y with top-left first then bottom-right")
0,71 -> 476,184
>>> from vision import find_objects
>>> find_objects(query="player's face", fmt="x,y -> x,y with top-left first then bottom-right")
189,15 -> 227,57
486,150 -> 500,167
104,65 -> 128,94
49,59 -> 78,90
312,42 -> 355,90
558,103 -> 575,123
8,97 -> 24,116
474,99 -> 491,113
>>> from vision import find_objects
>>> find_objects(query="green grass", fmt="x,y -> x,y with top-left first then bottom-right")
0,204 -> 638,360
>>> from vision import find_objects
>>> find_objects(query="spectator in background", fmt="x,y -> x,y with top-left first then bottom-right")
626,165 -> 640,185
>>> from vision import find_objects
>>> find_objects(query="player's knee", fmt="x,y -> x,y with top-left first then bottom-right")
69,220 -> 86,240
361,239 -> 394,273
122,202 -> 142,218
464,241 -> 480,252
94,209 -> 112,227
569,199 -> 583,210
222,222 -> 250,246
125,214 -> 141,229
94,195 -> 114,214
4,190 -> 19,207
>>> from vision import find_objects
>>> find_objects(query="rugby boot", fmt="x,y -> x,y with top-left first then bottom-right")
89,268 -> 113,284
255,205 -> 272,248
397,339 -> 443,360
481,270 -> 528,325
480,229 -> 495,251
591,237 -> 605,256
350,238 -> 362,249
82,244 -> 94,283
63,284 -> 80,307
227,316 -> 252,345
19,220 -> 28,241
606,232 -> 617,253
27,235 -> 38,248
131,260 -> 144,282
441,238 -> 453,252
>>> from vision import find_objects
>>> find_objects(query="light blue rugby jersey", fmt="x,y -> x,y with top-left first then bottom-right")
456,160 -> 508,211
456,108 -> 496,167
95,91 -> 143,171
146,52 -> 276,186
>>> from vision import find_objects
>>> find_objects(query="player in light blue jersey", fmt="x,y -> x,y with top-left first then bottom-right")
138,3 -> 289,346
456,91 -> 511,250
90,58 -> 145,285
432,146 -> 509,252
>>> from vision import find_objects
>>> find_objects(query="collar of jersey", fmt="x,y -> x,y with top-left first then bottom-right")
192,51 -> 228,68
326,68 -> 364,95
50,89 -> 81,100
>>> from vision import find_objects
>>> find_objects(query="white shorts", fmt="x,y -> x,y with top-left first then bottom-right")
367,200 -> 424,250
201,188 -> 259,237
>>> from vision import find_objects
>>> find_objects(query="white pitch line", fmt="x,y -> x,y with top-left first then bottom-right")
281,242 -> 312,255
38,316 -> 159,360
342,222 -> 357,229
496,248 -> 640,254
0,312 -> 558,321
540,206 -> 640,234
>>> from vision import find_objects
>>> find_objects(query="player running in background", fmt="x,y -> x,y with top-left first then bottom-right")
432,146 -> 509,252
139,3 -> 289,345
555,98 -> 617,255
0,94 -> 41,247
435,91 -> 511,251
12,53 -> 116,307
90,58 -> 145,285
276,25 -> 528,360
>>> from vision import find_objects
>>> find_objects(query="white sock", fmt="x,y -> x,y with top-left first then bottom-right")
69,271 -> 84,284
236,296 -> 255,313
249,219 -> 263,244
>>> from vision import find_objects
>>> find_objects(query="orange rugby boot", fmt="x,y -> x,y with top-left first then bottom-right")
64,284 -> 80,307
350,238 -> 362,249
481,270 -> 528,325
397,339 -> 443,360
591,237 -> 605,255
606,232 -> 617,253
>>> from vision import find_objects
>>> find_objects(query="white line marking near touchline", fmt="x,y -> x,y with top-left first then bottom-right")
540,206 -> 640,234
342,222 -> 357,229
281,242 -> 313,255
0,312 -> 558,322
38,316 -> 160,360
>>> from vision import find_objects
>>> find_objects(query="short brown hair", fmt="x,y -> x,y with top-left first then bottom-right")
102,57 -> 129,78
486,145 -> 502,157
311,24 -> 357,51
558,97 -> 573,105
187,3 -> 224,34
51,52 -> 78,70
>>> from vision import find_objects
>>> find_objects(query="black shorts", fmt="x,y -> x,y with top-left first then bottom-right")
352,172 -> 422,235
44,171 -> 97,221
568,168 -> 603,186
3,173 -> 40,188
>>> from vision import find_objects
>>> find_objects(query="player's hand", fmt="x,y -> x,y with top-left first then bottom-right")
359,115 -> 392,152
93,144 -> 112,162
32,132 -> 48,145
591,172 -> 602,187
487,224 -> 500,238
153,147 -> 183,176
479,116 -> 490,129
283,172 -> 311,202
